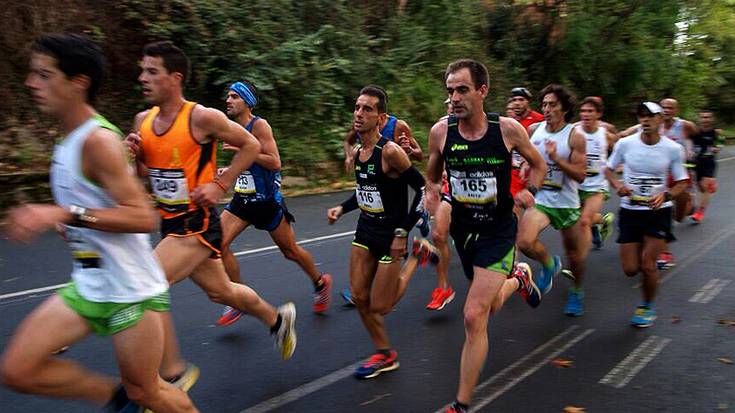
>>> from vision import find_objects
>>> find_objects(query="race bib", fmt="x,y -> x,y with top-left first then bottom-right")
234,171 -> 257,194
149,168 -> 189,213
628,176 -> 664,207
356,185 -> 384,213
586,153 -> 603,176
450,174 -> 497,205
542,163 -> 564,191
66,227 -> 101,268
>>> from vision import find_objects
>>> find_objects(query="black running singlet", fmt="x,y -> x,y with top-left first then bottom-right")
354,137 -> 408,234
691,129 -> 718,158
443,113 -> 513,228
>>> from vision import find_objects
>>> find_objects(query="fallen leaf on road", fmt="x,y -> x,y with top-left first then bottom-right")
670,316 -> 681,324
551,358 -> 574,368
563,406 -> 586,413
717,357 -> 733,365
717,319 -> 735,326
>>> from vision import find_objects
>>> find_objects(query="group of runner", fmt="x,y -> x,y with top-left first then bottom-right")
0,34 -> 724,413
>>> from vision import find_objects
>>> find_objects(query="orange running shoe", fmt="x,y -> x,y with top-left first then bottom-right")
312,273 -> 333,313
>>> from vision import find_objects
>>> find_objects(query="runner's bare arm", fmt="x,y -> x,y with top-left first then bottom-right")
617,124 -> 640,139
551,127 -> 587,183
606,130 -> 619,150
344,128 -> 358,172
125,110 -> 150,177
396,120 -> 423,161
249,119 -> 281,171
502,117 -> 546,189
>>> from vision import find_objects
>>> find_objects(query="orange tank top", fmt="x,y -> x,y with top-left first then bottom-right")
140,101 -> 216,218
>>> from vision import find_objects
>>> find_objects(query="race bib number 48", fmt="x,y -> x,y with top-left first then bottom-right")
450,175 -> 497,205
149,168 -> 189,212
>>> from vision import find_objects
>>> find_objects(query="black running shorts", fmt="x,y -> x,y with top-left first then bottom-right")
617,207 -> 674,244
450,216 -> 517,279
225,194 -> 295,231
161,207 -> 222,258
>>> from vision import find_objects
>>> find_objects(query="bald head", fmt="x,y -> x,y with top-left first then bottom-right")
660,98 -> 679,120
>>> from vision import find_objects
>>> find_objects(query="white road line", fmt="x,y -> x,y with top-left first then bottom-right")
717,155 -> 735,162
239,362 -> 361,413
433,326 -> 595,413
599,336 -> 671,389
0,230 -> 356,302
689,278 -> 731,303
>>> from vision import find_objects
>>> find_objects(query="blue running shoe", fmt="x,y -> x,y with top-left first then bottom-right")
103,385 -> 141,413
591,225 -> 602,250
341,288 -> 355,307
536,255 -> 561,295
415,211 -> 431,238
563,289 -> 584,316
631,305 -> 657,328
354,350 -> 399,379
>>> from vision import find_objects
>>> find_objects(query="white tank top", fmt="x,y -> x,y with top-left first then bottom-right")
579,125 -> 608,192
530,122 -> 580,209
50,117 -> 168,303
659,118 -> 684,144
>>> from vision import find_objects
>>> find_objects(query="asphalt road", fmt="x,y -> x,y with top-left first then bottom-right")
1,148 -> 734,413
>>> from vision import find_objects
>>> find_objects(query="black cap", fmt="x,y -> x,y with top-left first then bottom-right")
511,87 -> 532,100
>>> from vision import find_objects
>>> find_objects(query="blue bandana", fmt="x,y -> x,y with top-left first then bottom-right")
229,82 -> 257,108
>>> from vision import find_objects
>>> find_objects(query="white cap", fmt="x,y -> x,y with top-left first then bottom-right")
637,101 -> 663,115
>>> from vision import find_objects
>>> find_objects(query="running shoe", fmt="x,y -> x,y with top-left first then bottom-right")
514,262 -> 541,308
341,288 -> 355,307
426,287 -> 455,310
412,238 -> 440,267
563,289 -> 584,317
104,385 -> 140,413
536,255 -> 561,295
600,212 -> 615,243
415,211 -> 431,238
631,305 -> 657,328
142,363 -> 201,413
216,305 -> 244,326
354,350 -> 399,379
656,251 -> 676,270
274,303 -> 297,360
312,273 -> 333,314
690,210 -> 704,224
591,224 -> 602,250
444,402 -> 469,413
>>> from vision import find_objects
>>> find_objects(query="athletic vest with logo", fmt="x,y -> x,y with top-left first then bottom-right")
444,113 -> 513,228
140,101 -> 216,218
233,116 -> 280,202
51,116 -> 168,303
692,129 -> 718,158
659,118 -> 685,145
530,122 -> 579,208
579,125 -> 609,192
354,137 -> 408,232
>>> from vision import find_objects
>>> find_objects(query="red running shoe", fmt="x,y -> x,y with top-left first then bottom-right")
426,287 -> 455,310
217,306 -> 244,326
312,273 -> 333,313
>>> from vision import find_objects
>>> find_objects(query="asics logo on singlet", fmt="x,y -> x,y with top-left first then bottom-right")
367,164 -> 375,174
451,144 -> 469,151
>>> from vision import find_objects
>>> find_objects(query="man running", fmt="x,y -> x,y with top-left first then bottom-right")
509,87 -> 544,199
1,33 -> 196,413
425,60 -> 547,413
343,87 -> 423,172
604,102 -> 688,327
125,41 -> 297,381
517,84 -> 589,313
689,109 -> 722,223
215,80 -> 332,326
327,85 -> 429,379
577,97 -> 617,252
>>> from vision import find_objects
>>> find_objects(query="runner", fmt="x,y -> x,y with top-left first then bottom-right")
1,33 -> 197,412
657,98 -> 698,269
427,98 -> 456,311
343,86 -> 423,172
326,85 -> 432,379
505,97 -> 517,119
689,109 -> 722,223
215,80 -> 333,326
425,59 -> 547,413
509,87 -> 544,208
577,97 -> 617,252
604,101 -> 688,327
125,42 -> 297,381
517,84 -> 589,313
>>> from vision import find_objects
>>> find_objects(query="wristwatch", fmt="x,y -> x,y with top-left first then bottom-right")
393,228 -> 409,238
69,205 -> 98,227
526,185 -> 539,196
663,192 -> 672,202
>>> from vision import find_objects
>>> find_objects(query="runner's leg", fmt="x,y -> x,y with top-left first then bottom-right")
0,295 -> 115,405
220,209 -> 249,284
